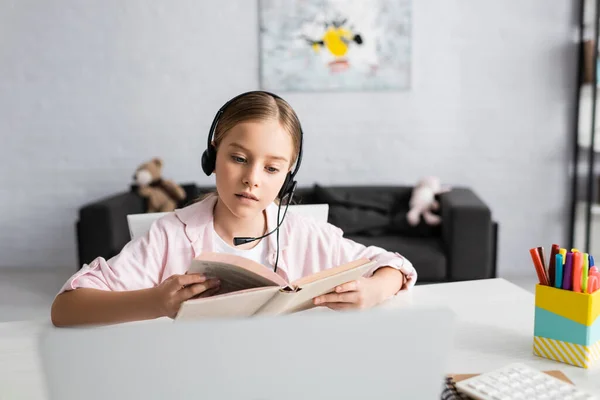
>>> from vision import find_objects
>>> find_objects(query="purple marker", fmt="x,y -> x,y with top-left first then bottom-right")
563,252 -> 574,291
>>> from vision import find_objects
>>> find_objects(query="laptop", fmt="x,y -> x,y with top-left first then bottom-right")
39,307 -> 456,400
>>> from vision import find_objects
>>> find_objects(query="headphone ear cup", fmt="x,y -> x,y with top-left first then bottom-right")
201,145 -> 217,176
278,173 -> 296,202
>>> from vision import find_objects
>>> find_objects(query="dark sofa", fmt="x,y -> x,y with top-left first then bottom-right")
76,184 -> 498,283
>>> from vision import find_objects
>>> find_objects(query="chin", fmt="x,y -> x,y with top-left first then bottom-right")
222,195 -> 264,219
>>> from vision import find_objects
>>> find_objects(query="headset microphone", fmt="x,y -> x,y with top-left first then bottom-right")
233,216 -> 284,246
233,189 -> 293,247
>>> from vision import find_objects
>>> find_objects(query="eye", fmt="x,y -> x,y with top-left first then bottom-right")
266,166 -> 279,174
231,155 -> 246,163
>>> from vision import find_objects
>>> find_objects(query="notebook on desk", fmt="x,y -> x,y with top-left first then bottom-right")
441,370 -> 573,399
39,307 -> 456,400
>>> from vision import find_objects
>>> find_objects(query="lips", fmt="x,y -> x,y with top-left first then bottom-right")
235,192 -> 258,201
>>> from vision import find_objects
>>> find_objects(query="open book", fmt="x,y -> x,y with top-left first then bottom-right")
175,252 -> 376,321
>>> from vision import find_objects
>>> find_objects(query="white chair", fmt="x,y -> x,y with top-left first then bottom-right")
127,204 -> 329,240
127,212 -> 171,240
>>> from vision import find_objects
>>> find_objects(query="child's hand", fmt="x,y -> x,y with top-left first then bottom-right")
312,277 -> 385,311
152,273 -> 220,318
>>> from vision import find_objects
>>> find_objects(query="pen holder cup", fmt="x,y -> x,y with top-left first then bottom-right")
533,284 -> 600,369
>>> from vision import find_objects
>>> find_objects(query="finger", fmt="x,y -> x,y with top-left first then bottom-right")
178,279 -> 220,301
323,302 -> 356,311
334,280 -> 359,293
190,286 -> 221,299
175,273 -> 207,287
313,291 -> 360,305
185,271 -> 213,278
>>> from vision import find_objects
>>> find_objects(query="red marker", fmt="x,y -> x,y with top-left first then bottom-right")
530,248 -> 549,286
588,275 -> 599,294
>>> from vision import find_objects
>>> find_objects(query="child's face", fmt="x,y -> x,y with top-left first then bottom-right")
214,119 -> 294,219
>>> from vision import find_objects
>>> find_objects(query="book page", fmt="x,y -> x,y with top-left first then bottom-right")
284,261 -> 376,314
253,288 -> 297,316
256,261 -> 376,316
188,253 -> 288,295
291,258 -> 372,287
175,287 -> 280,321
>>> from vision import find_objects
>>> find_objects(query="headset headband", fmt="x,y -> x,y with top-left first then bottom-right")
206,91 -> 303,179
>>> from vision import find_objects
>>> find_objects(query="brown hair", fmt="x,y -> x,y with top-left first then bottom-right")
212,91 -> 301,167
197,92 -> 302,203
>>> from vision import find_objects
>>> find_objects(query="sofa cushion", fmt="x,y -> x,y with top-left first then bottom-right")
312,184 -> 395,213
388,209 -> 442,237
312,184 -> 440,238
345,235 -> 447,282
313,185 -> 393,235
327,205 -> 389,236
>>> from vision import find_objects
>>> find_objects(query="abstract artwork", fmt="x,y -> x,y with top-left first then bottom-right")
259,0 -> 411,92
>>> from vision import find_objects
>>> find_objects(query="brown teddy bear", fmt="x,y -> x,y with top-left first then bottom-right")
133,157 -> 186,213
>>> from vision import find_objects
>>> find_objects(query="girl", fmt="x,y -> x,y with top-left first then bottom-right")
51,91 -> 417,327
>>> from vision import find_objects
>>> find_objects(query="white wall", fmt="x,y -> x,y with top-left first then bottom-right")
0,0 -> 576,278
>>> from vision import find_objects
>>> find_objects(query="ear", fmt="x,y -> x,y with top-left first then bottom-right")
152,157 -> 163,168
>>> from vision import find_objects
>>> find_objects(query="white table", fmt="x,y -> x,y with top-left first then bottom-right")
1,278 -> 599,398
385,278 -> 600,394
0,319 -> 49,399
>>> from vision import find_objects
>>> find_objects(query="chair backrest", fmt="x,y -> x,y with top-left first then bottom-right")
127,212 -> 171,241
127,204 -> 329,240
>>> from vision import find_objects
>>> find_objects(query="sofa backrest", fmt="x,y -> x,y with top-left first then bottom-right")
185,184 -> 441,238
292,184 -> 441,238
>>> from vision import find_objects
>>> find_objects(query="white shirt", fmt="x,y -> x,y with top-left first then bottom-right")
212,226 -> 272,269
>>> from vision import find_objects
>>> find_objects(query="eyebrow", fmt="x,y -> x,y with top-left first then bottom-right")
228,142 -> 289,162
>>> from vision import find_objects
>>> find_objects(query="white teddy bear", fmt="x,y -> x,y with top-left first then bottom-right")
406,176 -> 451,226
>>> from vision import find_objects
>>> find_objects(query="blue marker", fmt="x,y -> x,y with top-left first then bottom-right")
590,255 -> 595,269
555,253 -> 563,289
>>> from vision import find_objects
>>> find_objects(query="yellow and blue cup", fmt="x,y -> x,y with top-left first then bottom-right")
533,284 -> 600,368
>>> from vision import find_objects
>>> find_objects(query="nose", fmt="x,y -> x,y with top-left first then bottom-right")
242,164 -> 261,187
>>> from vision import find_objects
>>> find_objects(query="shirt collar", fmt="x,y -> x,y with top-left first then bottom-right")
174,194 -> 290,261
174,194 -> 217,250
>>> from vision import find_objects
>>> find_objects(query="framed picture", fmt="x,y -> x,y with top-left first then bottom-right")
259,0 -> 412,92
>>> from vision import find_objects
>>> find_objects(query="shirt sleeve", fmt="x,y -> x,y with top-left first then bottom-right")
328,224 -> 417,291
57,217 -> 169,294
